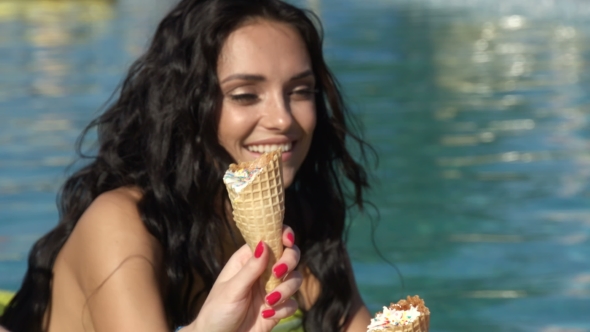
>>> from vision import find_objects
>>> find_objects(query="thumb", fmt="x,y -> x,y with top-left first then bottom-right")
226,241 -> 268,297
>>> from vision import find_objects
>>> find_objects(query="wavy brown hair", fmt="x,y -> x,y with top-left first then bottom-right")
0,0 -> 371,331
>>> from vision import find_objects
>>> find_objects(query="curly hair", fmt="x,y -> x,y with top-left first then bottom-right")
0,0 -> 371,331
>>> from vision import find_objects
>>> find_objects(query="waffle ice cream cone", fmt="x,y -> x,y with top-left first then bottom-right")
367,296 -> 430,332
223,150 -> 285,293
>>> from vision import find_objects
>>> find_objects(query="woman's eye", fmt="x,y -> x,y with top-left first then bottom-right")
229,93 -> 259,104
290,88 -> 317,100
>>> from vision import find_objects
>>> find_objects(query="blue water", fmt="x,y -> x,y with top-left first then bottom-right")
1,0 -> 590,331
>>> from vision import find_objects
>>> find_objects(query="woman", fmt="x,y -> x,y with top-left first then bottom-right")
0,0 -> 373,331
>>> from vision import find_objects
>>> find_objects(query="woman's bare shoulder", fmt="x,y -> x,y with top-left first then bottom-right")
75,186 -> 152,246
51,187 -> 169,331
59,186 -> 163,293
88,186 -> 143,215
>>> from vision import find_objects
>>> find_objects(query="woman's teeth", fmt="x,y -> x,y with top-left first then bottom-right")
247,143 -> 292,153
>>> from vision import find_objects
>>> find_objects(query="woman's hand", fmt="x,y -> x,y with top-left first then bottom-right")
189,226 -> 302,332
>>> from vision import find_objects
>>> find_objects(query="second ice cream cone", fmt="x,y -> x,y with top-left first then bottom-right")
367,296 -> 430,332
371,315 -> 430,332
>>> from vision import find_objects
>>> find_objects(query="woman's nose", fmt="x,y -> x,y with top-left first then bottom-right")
260,93 -> 293,131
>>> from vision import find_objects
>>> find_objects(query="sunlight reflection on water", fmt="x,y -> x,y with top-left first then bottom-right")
333,0 -> 590,331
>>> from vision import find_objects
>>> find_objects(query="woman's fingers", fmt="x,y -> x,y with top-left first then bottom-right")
260,298 -> 299,320
272,244 -> 300,280
264,270 -> 302,306
216,243 -> 255,280
215,227 -> 300,302
224,242 -> 269,297
282,225 -> 296,247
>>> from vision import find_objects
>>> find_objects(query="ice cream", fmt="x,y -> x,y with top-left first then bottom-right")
367,295 -> 430,332
223,167 -> 263,193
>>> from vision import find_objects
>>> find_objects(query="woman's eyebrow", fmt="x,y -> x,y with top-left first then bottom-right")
220,69 -> 314,84
289,69 -> 314,81
220,74 -> 265,84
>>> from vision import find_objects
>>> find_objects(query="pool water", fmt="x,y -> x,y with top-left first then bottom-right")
1,0 -> 589,331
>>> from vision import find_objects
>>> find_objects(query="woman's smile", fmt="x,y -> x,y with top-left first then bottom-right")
244,139 -> 295,161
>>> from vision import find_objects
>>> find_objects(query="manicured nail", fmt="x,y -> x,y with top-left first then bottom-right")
254,241 -> 264,258
262,308 -> 275,318
287,232 -> 294,245
266,291 -> 281,305
273,263 -> 288,278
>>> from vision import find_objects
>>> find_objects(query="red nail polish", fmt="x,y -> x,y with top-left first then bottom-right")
254,241 -> 264,258
287,232 -> 294,245
273,263 -> 288,278
266,291 -> 281,305
262,308 -> 275,318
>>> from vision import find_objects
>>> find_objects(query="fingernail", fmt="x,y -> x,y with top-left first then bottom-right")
266,291 -> 281,305
254,241 -> 264,258
273,263 -> 288,278
287,232 -> 294,245
262,308 -> 275,318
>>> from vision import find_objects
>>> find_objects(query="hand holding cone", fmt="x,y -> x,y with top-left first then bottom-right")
223,150 -> 285,293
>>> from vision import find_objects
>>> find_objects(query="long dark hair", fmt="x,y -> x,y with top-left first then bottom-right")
0,0 -> 371,331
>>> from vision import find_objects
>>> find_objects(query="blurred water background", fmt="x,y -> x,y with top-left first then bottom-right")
1,0 -> 590,331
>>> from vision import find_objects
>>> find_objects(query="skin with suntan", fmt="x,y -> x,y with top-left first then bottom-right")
40,19 -> 371,332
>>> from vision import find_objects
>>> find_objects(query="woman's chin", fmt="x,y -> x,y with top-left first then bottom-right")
282,169 -> 296,189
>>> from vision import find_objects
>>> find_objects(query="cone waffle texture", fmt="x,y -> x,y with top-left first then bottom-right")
224,150 -> 284,293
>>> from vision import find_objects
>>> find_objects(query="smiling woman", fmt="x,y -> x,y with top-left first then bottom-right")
0,1 -> 373,332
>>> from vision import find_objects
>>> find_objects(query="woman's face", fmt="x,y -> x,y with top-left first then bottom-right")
217,19 -> 316,188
